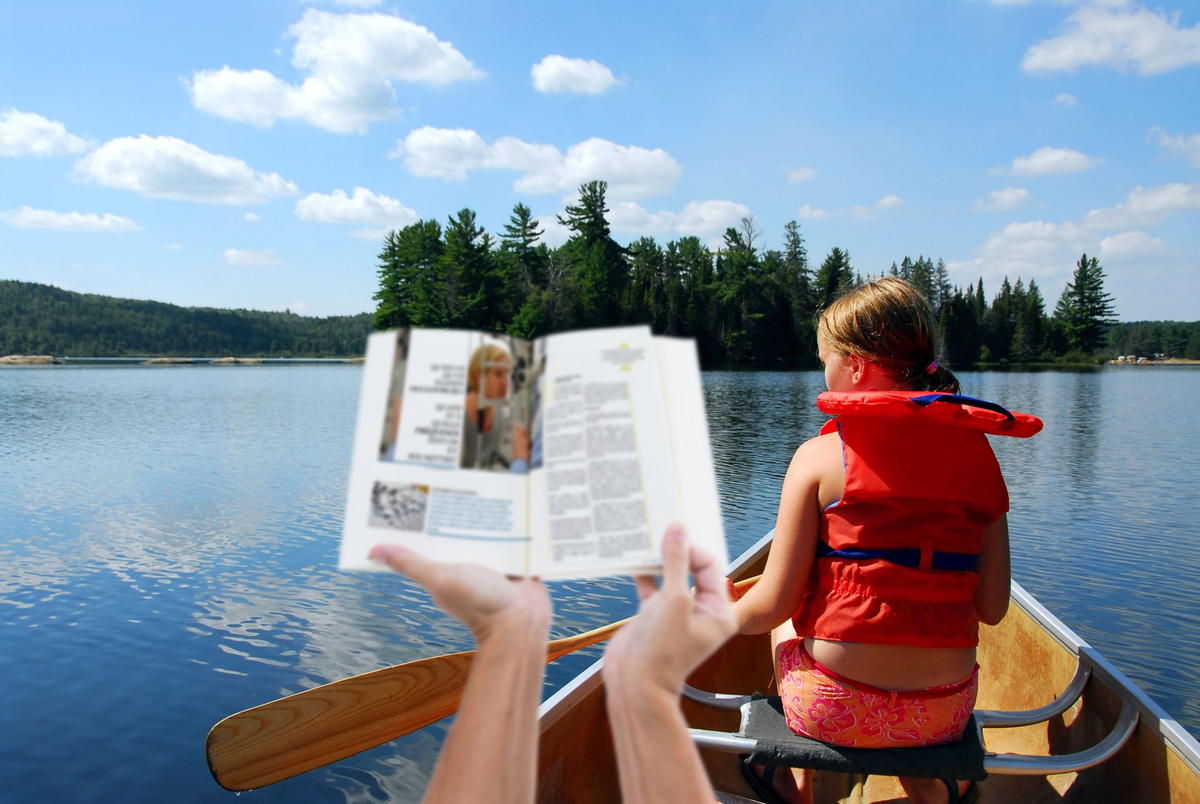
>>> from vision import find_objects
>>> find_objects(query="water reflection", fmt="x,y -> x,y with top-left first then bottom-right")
1,365 -> 1198,803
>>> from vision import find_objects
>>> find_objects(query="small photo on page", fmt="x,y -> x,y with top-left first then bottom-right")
459,333 -> 537,474
369,481 -> 430,532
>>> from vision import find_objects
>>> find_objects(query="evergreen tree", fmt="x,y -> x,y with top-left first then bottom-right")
559,181 -> 628,327
373,220 -> 446,329
500,202 -> 546,292
814,247 -> 853,310
1055,253 -> 1118,354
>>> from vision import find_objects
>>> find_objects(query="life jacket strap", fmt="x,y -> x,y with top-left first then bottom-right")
908,392 -> 1016,422
815,538 -> 979,572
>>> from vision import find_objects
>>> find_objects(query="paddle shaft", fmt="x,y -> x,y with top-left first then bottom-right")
206,574 -> 760,791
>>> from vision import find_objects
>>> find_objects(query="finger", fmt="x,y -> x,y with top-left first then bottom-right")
688,545 -> 729,604
370,544 -> 433,585
634,574 -> 658,602
659,522 -> 689,596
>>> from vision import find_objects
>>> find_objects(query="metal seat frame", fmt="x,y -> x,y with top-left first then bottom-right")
685,645 -> 1139,777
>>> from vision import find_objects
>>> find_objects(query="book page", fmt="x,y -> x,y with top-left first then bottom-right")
339,329 -> 533,574
529,326 -> 684,578
654,337 -> 728,569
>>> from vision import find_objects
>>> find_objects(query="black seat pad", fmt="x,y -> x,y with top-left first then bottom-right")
740,697 -> 987,781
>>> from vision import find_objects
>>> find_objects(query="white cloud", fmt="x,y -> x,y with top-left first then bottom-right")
294,187 -> 419,227
0,206 -> 142,232
1150,127 -> 1200,168
315,0 -> 382,7
876,194 -> 903,209
674,200 -> 753,240
223,248 -> 281,267
797,204 -> 828,220
392,127 -> 681,199
787,166 -> 818,183
536,215 -> 572,248
0,109 -> 91,157
1082,182 -> 1200,229
1022,2 -> 1200,76
165,243 -> 183,250
849,204 -> 874,221
608,200 -> 678,236
73,135 -> 298,205
188,10 -> 484,134
947,219 -> 1090,286
530,55 -> 619,95
1100,230 -> 1170,258
973,186 -> 1032,212
1053,92 -> 1079,107
1007,146 -> 1100,176
245,212 -> 262,222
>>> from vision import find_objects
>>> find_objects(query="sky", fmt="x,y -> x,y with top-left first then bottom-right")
1,0 -> 1198,320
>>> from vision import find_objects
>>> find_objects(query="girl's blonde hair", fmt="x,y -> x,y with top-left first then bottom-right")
818,276 -> 960,394
467,343 -> 511,393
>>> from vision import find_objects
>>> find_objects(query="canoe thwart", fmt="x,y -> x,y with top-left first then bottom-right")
975,656 -> 1091,728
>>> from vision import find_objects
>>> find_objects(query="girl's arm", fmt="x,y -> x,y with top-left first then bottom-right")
974,513 -> 1011,626
730,434 -> 834,635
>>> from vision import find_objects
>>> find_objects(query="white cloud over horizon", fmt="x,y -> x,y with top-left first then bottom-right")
245,212 -> 262,222
974,186 -> 1032,212
1022,1 -> 1200,76
1053,92 -> 1079,107
391,127 -> 682,199
797,204 -> 828,220
223,248 -> 281,267
188,10 -> 484,134
294,187 -> 419,228
787,166 -> 818,183
1006,146 -> 1101,176
0,206 -> 143,232
876,194 -> 904,209
73,135 -> 299,205
531,55 -> 619,95
0,109 -> 91,157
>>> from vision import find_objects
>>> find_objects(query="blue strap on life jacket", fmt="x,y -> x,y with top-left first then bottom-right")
908,393 -> 1015,422
816,539 -> 979,572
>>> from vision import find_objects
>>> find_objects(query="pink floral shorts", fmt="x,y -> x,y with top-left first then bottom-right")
777,639 -> 978,749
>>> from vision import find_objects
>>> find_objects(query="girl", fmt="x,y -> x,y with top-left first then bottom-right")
732,277 -> 1041,804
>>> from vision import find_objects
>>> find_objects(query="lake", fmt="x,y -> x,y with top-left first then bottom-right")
1,364 -> 1198,802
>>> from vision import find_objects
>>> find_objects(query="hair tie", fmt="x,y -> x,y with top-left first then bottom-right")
925,360 -> 940,375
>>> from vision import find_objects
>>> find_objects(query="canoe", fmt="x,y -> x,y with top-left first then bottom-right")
535,530 -> 1200,803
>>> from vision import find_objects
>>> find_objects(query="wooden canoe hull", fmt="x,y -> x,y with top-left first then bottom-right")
535,531 -> 1200,803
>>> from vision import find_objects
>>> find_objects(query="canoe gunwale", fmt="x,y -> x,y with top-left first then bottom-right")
1010,580 -> 1200,778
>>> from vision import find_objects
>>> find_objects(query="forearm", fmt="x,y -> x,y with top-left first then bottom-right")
423,614 -> 549,804
605,669 -> 715,803
733,584 -> 794,635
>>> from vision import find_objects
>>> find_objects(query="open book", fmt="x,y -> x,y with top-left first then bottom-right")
339,325 -> 727,579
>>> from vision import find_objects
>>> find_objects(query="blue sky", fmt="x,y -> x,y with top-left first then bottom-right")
2,0 -> 1198,320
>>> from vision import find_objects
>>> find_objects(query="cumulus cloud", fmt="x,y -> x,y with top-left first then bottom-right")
1100,230 -> 1171,258
73,135 -> 299,205
245,212 -> 262,222
188,10 -> 484,134
1082,182 -> 1200,229
0,109 -> 91,157
607,200 -> 678,236
675,200 -> 753,240
531,55 -> 619,95
391,127 -> 681,199
1022,1 -> 1200,76
797,204 -> 828,220
787,166 -> 818,183
0,206 -> 142,232
546,199 -> 751,244
1005,146 -> 1100,176
294,187 -> 418,227
1053,92 -> 1079,107
223,248 -> 281,267
876,194 -> 903,209
973,187 -> 1032,212
1150,127 -> 1200,168
536,215 -> 573,248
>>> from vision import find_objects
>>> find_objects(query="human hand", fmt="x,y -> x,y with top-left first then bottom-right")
512,424 -> 531,462
604,524 -> 737,698
370,545 -> 551,645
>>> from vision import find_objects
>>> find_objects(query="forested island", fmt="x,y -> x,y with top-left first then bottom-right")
0,281 -> 371,358
4,179 -> 1198,364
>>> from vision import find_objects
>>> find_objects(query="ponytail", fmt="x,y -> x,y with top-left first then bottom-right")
925,363 -> 960,395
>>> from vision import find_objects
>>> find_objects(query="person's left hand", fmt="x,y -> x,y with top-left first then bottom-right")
370,545 -> 551,644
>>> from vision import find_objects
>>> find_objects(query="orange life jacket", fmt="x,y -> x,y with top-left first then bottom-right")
791,390 -> 1043,649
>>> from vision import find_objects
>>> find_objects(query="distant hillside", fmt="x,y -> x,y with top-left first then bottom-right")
0,280 -> 372,357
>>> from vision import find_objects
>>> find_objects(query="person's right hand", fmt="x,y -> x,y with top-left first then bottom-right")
370,545 -> 551,644
604,524 -> 737,697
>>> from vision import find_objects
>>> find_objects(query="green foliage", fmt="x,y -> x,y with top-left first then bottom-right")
1,280 -> 372,357
1055,253 -> 1118,354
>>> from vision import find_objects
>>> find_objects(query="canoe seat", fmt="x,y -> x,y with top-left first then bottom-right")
685,646 -> 1138,780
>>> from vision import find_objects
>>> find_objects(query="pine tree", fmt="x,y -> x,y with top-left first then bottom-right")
500,203 -> 546,292
559,181 -> 628,327
1055,253 -> 1118,354
814,247 -> 853,310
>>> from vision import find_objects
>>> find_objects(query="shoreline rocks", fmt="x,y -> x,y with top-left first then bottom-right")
209,357 -> 264,365
142,357 -> 195,365
0,355 -> 63,365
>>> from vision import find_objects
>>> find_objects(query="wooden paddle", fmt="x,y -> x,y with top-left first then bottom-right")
206,573 -> 761,791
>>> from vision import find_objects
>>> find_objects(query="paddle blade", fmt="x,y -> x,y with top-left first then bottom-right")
206,650 -> 475,791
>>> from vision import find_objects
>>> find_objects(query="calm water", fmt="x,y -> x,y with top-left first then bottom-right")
1,365 -> 1197,802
